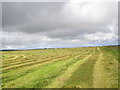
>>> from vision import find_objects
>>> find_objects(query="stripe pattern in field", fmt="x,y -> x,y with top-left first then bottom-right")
2,46 -> 118,88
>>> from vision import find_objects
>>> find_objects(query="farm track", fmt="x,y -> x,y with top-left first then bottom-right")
93,47 -> 118,88
93,47 -> 105,88
63,48 -> 98,88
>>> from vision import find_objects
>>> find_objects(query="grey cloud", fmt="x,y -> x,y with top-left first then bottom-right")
0,2 -> 2,29
2,2 -> 65,28
2,2 -> 118,49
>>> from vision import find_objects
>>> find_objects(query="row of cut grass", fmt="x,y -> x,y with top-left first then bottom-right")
62,48 -> 99,88
2,53 -> 85,88
2,48 -> 94,87
45,48 -> 95,88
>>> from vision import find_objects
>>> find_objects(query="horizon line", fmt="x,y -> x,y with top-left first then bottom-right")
1,44 -> 119,51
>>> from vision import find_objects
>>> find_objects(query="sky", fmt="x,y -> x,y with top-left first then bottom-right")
1,1 -> 118,49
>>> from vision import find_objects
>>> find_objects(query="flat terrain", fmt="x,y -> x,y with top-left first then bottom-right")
1,46 -> 119,88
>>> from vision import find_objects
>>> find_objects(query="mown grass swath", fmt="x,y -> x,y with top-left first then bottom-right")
1,46 -> 119,88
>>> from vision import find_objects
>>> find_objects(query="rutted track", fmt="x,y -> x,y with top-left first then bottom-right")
63,48 -> 98,88
93,47 -> 105,88
93,47 -> 118,88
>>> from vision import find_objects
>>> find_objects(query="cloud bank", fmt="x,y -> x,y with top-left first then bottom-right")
2,1 -> 118,49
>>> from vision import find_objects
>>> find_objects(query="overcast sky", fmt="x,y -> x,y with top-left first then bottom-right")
2,1 -> 118,49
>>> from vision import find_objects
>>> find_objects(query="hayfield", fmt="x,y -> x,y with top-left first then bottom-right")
1,46 -> 119,88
